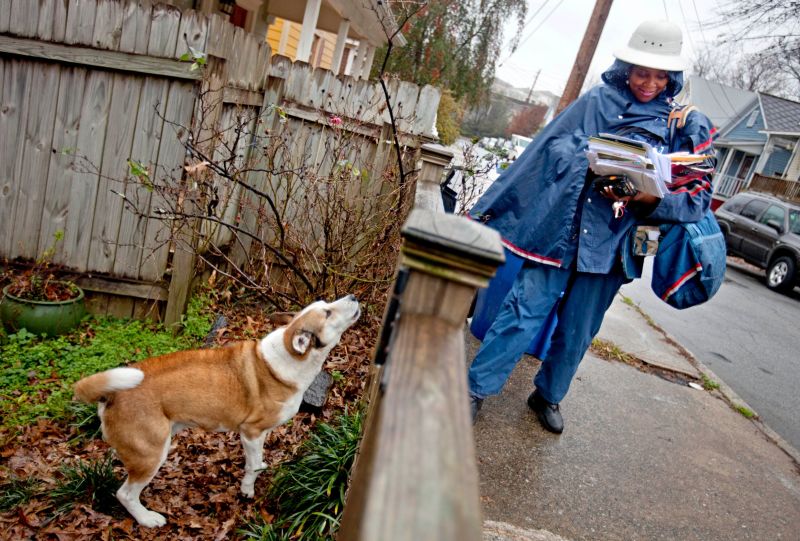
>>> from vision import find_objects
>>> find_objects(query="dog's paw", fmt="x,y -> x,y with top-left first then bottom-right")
136,510 -> 167,528
241,484 -> 255,498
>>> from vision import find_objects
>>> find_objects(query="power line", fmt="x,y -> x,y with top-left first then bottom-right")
498,0 -> 565,67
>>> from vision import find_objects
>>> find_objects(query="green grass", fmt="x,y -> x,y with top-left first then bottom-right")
50,453 -> 120,515
239,408 -> 363,541
734,404 -> 757,419
701,373 -> 720,391
0,475 -> 43,512
0,293 -> 214,432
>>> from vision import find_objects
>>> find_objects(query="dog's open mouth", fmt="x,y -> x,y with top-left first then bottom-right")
351,307 -> 361,321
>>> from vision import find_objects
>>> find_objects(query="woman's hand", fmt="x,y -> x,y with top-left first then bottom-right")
600,186 -> 659,206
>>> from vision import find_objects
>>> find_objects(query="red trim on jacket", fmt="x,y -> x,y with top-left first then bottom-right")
502,240 -> 562,267
466,215 -> 563,267
671,180 -> 711,196
694,138 -> 713,153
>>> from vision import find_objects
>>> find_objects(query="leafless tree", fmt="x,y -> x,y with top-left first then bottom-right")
710,0 -> 800,98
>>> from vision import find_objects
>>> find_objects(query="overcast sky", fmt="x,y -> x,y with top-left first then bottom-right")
495,0 -> 732,95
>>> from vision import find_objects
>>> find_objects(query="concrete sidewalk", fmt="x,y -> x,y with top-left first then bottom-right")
470,294 -> 800,541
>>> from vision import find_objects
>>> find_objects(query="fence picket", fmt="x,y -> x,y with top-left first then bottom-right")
0,0 -> 10,33
64,69 -> 112,269
413,85 -> 439,137
64,0 -> 97,46
175,9 -> 208,60
92,0 -> 124,51
139,79 -> 195,281
10,0 -> 39,38
52,0 -> 68,41
88,73 -> 142,273
146,3 -> 180,58
36,0 -> 57,41
0,60 -> 33,257
114,77 -> 169,277
40,66 -> 88,267
10,63 -> 60,259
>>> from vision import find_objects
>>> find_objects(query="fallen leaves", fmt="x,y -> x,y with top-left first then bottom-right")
0,305 -> 379,540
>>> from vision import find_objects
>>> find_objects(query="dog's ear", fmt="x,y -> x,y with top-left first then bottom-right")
267,311 -> 295,326
291,330 -> 314,355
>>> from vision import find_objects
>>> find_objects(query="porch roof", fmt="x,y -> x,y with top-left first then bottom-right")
265,0 -> 405,47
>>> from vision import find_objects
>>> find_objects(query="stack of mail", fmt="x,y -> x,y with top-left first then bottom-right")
585,133 -> 671,197
586,133 -> 714,198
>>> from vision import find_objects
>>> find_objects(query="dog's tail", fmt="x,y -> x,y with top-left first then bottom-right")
74,367 -> 144,403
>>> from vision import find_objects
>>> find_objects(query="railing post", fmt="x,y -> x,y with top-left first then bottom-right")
415,143 -> 454,211
339,208 -> 504,541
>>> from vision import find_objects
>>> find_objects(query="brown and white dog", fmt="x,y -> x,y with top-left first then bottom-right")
73,295 -> 360,528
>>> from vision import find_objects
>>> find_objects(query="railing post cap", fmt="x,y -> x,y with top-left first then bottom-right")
420,143 -> 454,163
401,208 -> 505,267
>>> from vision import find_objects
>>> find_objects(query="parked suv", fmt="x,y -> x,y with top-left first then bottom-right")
715,191 -> 800,292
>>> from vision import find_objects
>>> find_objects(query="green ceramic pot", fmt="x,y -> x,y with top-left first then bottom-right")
1,282 -> 86,337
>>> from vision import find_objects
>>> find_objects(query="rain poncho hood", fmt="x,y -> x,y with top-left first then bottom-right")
469,61 -> 711,267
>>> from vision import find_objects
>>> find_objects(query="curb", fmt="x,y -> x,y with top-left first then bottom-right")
638,306 -> 800,468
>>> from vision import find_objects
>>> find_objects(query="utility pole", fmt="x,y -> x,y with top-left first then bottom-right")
555,0 -> 614,115
525,69 -> 541,104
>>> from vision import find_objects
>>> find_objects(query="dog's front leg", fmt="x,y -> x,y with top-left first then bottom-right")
240,430 -> 269,497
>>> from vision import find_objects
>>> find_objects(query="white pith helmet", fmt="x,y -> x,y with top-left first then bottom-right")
613,20 -> 687,71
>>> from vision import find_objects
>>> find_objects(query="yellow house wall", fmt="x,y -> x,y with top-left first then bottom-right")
266,17 -> 338,70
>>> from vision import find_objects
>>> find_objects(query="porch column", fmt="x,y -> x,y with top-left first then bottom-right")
331,19 -> 351,75
353,39 -> 368,79
277,19 -> 291,56
296,0 -> 322,63
360,45 -> 376,80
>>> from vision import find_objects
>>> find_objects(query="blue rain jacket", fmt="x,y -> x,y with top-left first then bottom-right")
470,60 -> 716,276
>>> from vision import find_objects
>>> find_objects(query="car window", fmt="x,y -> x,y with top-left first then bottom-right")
759,205 -> 785,226
720,196 -> 748,214
790,210 -> 800,234
740,199 -> 769,220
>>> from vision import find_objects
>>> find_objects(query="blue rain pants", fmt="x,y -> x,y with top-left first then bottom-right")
468,262 -> 626,404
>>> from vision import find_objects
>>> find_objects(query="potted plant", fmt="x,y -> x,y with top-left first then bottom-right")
1,232 -> 86,337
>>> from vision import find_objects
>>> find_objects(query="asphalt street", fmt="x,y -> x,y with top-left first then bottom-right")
620,257 -> 800,451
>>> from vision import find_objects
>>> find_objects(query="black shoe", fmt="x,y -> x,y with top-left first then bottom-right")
470,396 -> 484,424
527,390 -> 563,434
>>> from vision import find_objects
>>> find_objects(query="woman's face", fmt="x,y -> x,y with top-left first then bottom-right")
628,66 -> 669,102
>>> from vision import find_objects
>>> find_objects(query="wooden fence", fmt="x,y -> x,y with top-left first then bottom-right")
0,0 -> 439,323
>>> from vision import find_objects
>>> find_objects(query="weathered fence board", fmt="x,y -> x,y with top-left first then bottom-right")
0,0 -> 10,34
147,3 -> 180,58
11,0 -> 39,38
93,0 -> 125,51
139,79 -> 196,282
0,59 -> 33,257
40,66 -> 88,266
11,62 -> 60,259
113,77 -> 169,277
64,69 -> 112,269
88,73 -> 142,273
64,0 -> 96,46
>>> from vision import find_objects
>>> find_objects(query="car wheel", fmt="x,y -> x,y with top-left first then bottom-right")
766,256 -> 796,292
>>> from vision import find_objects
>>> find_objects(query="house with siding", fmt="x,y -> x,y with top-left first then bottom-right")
711,93 -> 800,208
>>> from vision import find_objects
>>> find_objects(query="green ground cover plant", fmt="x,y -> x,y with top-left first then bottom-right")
240,408 -> 363,541
0,294 -> 214,434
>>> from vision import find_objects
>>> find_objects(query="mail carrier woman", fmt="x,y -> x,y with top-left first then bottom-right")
468,20 -> 716,432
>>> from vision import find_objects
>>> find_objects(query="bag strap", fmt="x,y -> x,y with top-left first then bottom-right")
667,104 -> 697,153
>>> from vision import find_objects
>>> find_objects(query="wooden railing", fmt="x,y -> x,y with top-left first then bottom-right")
339,154 -> 505,540
749,174 -> 800,203
713,173 -> 747,198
